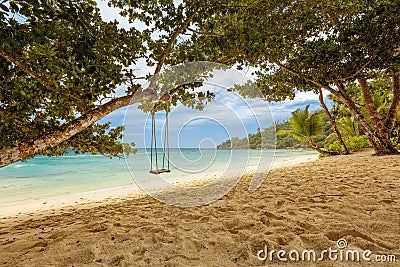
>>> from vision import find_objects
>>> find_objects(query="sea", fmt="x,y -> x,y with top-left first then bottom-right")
0,149 -> 318,205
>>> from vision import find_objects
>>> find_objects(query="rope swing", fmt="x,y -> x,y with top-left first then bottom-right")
149,107 -> 171,174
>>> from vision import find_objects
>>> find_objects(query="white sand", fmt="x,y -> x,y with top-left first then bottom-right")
1,150 -> 398,266
0,153 -> 318,218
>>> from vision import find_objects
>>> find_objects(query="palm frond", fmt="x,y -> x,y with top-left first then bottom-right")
338,116 -> 360,136
290,132 -> 307,142
276,129 -> 289,136
288,105 -> 324,141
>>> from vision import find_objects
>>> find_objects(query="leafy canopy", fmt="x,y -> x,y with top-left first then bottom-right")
175,0 -> 400,99
0,0 -> 144,156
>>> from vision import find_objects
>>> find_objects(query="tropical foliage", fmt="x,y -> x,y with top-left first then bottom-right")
178,0 -> 400,155
328,136 -> 371,154
217,121 -> 306,150
328,73 -> 400,150
276,106 -> 336,155
218,104 -> 375,155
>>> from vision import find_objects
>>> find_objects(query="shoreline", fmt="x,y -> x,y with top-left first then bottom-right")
0,153 -> 318,218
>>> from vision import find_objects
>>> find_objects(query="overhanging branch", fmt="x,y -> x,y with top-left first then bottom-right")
275,61 -> 339,97
275,62 -> 380,142
187,27 -> 224,37
0,94 -> 141,168
327,60 -> 371,82
153,6 -> 201,76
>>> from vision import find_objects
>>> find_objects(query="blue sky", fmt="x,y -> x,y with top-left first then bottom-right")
96,1 -> 330,148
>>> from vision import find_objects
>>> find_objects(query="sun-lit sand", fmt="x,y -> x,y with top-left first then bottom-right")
0,149 -> 398,266
0,153 -> 318,218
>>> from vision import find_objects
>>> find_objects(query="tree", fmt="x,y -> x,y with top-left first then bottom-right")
0,0 -> 209,167
278,105 -> 336,155
177,0 -> 400,155
318,89 -> 349,154
330,73 -> 400,138
0,1 -> 144,167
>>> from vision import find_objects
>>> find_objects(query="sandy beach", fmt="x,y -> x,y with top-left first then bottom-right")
0,153 -> 318,218
0,149 -> 399,266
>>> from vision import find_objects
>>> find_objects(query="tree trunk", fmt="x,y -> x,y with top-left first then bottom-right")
358,76 -> 399,155
275,62 -> 399,155
334,81 -> 399,155
0,94 -> 147,168
309,138 -> 338,156
318,89 -> 349,154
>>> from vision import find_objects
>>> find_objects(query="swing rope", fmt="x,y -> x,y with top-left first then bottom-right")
150,107 -> 171,174
150,112 -> 158,172
162,109 -> 170,170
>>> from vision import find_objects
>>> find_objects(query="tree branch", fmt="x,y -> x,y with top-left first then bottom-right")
153,6 -> 201,76
274,62 -> 381,146
198,4 -> 257,9
319,89 -> 349,154
327,60 -> 371,82
144,6 -> 203,112
187,27 -> 224,37
0,94 -> 141,168
275,61 -> 339,97
0,49 -> 54,91
358,76 -> 386,134
0,49 -> 81,101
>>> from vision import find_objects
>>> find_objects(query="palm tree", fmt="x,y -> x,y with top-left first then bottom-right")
278,105 -> 337,156
338,116 -> 361,137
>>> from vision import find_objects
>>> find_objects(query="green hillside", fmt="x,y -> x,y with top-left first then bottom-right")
217,118 -> 333,150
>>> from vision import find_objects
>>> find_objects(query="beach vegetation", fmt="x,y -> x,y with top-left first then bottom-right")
327,136 -> 371,154
277,105 -> 337,156
179,0 -> 400,155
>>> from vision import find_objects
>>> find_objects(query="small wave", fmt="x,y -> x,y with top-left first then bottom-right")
12,164 -> 24,169
12,164 -> 35,169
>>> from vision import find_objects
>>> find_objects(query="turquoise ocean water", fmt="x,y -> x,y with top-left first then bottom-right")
0,149 -> 317,204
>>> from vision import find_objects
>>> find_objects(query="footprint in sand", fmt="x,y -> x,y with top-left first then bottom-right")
181,236 -> 200,252
31,240 -> 48,248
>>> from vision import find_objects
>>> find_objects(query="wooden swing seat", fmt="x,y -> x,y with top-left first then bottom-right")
149,169 -> 171,175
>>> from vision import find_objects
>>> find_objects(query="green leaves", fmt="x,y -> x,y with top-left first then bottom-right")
285,105 -> 326,142
44,123 -> 132,158
0,0 -> 144,157
175,0 -> 400,99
